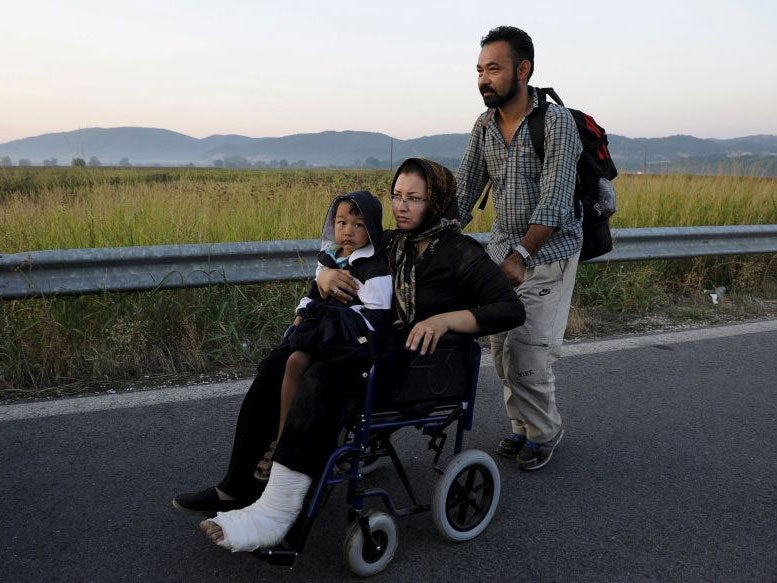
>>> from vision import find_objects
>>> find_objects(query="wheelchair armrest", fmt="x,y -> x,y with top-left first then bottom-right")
427,332 -> 479,350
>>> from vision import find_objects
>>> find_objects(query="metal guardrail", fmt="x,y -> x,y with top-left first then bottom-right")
1,225 -> 776,300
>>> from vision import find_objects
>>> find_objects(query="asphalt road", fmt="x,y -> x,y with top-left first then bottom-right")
2,321 -> 777,582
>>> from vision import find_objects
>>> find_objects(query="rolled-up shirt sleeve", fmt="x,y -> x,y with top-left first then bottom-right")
529,106 -> 581,228
456,116 -> 490,229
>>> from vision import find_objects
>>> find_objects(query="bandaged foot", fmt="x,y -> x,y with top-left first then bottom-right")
199,462 -> 311,552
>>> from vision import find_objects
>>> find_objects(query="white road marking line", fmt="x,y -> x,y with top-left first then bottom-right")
561,319 -> 777,357
480,319 -> 777,366
0,379 -> 251,422
3,319 -> 776,422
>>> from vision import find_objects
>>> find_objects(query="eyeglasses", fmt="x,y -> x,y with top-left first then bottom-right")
390,194 -> 428,206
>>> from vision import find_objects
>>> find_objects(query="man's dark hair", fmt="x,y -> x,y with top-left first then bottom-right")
481,26 -> 534,81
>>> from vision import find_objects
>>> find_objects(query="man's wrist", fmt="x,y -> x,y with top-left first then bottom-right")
512,244 -> 532,264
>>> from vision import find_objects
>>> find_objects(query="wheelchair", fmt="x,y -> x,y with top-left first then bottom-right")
253,333 -> 501,577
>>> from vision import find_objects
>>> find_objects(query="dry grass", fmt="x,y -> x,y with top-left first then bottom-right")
468,173 -> 777,231
0,167 -> 393,251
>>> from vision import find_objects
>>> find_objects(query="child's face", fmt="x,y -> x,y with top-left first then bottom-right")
333,201 -> 370,256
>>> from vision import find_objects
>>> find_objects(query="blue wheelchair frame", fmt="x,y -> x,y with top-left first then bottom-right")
254,335 -> 485,569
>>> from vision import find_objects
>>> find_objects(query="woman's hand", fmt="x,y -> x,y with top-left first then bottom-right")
406,314 -> 452,355
316,268 -> 358,303
406,310 -> 480,354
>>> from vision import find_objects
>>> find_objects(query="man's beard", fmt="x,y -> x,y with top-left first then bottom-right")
480,69 -> 520,108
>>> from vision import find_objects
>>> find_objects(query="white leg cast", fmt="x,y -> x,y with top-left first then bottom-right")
209,462 -> 312,552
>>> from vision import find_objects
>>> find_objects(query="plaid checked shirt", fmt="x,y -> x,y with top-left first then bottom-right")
456,86 -> 583,267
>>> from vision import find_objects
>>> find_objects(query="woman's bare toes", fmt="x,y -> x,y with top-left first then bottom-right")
199,519 -> 224,544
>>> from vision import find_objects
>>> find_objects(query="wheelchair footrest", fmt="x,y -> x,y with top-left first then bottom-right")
252,546 -> 298,567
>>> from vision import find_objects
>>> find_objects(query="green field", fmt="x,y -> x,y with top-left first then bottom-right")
1,167 -> 776,399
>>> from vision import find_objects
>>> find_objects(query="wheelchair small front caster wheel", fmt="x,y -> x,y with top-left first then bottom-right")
342,511 -> 398,577
432,449 -> 500,542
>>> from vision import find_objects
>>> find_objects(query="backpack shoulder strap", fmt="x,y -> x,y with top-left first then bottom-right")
527,101 -> 549,161
476,110 -> 495,210
527,87 -> 563,162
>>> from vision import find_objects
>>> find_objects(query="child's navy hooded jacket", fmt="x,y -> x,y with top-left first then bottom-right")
295,191 -> 391,334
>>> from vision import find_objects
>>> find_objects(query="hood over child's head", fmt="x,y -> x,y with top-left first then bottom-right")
320,190 -> 384,257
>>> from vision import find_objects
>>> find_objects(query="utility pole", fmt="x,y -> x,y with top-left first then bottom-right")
389,138 -> 394,171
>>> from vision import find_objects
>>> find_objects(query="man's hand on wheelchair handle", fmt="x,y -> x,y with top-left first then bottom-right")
316,268 -> 358,303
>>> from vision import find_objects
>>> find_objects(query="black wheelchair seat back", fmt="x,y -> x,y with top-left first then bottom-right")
370,332 -> 479,413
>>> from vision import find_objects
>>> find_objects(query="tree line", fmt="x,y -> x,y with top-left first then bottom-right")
1,155 -> 463,170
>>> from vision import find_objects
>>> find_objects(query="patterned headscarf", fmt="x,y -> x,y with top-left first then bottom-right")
388,158 -> 462,327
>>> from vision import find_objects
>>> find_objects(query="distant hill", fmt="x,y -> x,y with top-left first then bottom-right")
1,127 -> 776,175
0,128 -> 203,163
608,134 -> 777,173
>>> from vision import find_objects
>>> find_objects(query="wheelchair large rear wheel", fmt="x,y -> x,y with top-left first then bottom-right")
432,449 -> 500,542
342,511 -> 398,577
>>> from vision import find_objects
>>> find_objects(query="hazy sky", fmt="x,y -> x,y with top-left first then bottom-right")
2,0 -> 776,143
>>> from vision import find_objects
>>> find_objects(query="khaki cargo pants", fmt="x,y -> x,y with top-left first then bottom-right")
491,252 -> 580,443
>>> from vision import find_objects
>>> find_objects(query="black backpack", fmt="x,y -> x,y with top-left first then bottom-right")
528,87 -> 618,261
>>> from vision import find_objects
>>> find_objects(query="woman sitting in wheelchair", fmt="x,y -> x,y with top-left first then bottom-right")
177,158 -> 525,552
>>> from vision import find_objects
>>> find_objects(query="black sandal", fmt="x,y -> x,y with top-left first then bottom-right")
253,440 -> 278,482
172,487 -> 247,517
